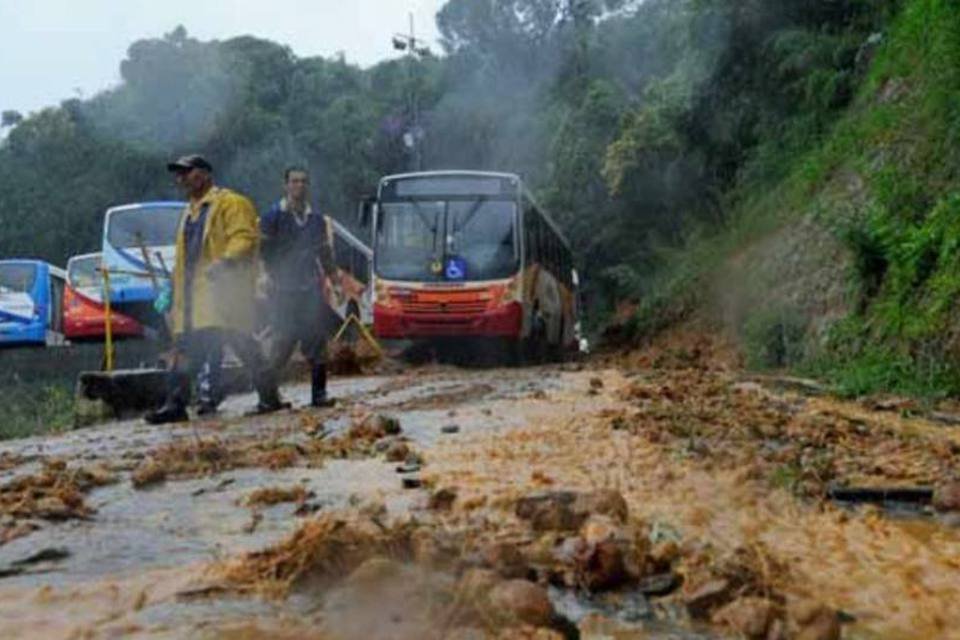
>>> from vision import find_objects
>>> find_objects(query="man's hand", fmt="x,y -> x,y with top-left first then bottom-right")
205,259 -> 232,282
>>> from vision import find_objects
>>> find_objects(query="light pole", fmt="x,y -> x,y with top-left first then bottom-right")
392,12 -> 431,171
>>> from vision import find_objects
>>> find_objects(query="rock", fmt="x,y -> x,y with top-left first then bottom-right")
574,539 -> 627,592
637,572 -> 681,597
712,597 -> 776,639
516,492 -> 582,532
345,556 -> 403,587
402,477 -> 423,489
516,490 -> 629,532
790,601 -> 841,640
442,424 -> 461,434
487,579 -> 556,627
428,487 -> 458,511
384,441 -> 411,463
683,577 -> 734,618
571,490 -> 629,523
589,377 -> 604,390
349,414 -> 401,440
933,481 -> 960,512
482,542 -> 529,579
457,567 -> 501,601
579,515 -> 627,546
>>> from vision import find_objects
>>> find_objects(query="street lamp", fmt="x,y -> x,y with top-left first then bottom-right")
393,13 -> 431,171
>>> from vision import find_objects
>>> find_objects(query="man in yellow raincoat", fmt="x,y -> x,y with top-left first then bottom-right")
145,154 -> 284,424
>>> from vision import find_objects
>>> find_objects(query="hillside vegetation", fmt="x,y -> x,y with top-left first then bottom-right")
637,0 -> 960,398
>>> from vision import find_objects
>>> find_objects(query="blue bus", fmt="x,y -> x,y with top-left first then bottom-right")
100,201 -> 183,329
0,260 -> 67,347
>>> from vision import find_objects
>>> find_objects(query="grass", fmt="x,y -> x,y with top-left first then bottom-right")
0,382 -> 75,440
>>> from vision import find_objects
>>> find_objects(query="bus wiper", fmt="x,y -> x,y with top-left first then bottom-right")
453,196 -> 490,233
409,200 -> 441,257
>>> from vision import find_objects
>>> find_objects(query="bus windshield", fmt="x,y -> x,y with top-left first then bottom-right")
68,256 -> 102,289
0,263 -> 38,295
376,199 -> 518,282
107,206 -> 182,249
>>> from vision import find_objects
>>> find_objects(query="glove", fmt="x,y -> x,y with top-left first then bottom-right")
153,284 -> 172,314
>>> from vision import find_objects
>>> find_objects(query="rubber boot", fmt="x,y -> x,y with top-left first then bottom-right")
311,363 -> 335,408
251,367 -> 291,415
145,372 -> 190,424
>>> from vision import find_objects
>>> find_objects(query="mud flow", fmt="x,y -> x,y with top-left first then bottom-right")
0,335 -> 958,638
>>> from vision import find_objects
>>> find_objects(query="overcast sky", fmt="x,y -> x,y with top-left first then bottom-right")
0,0 -> 446,116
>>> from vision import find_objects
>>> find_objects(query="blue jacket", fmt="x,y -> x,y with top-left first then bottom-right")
260,199 -> 335,292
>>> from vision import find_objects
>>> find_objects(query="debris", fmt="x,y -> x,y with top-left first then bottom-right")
486,579 -> 556,628
712,597 -> 778,639
482,542 -> 529,579
384,441 -> 411,463
427,487 -> 457,511
442,424 -> 461,434
932,482 -> 960,512
683,577 -> 734,619
396,463 -> 422,474
131,460 -> 167,489
789,601 -> 841,640
637,572 -> 680,597
403,477 -> 423,489
11,547 -> 70,567
827,486 -> 933,506
589,377 -> 604,390
244,486 -> 309,508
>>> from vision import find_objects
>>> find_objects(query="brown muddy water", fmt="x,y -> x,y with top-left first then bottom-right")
0,346 -> 957,639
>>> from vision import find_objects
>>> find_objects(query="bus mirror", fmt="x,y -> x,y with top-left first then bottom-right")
357,197 -> 376,228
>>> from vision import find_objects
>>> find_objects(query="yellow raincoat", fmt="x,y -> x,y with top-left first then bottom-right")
171,186 -> 259,335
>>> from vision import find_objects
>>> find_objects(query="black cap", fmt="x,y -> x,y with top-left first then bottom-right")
167,154 -> 213,173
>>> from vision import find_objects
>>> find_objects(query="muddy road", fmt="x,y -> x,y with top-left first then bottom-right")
0,335 -> 959,639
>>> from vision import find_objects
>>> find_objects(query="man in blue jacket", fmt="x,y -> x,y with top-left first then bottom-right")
260,166 -> 337,407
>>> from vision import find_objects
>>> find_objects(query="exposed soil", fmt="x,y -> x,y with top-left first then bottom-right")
0,333 -> 957,638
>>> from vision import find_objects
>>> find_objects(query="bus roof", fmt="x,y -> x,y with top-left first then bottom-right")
66,252 -> 101,266
105,201 -> 185,216
380,170 -> 520,184
0,259 -> 67,279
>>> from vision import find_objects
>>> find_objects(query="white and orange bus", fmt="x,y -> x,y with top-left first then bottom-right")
361,171 -> 579,360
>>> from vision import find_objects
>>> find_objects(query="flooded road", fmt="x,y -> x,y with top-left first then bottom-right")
0,338 -> 959,638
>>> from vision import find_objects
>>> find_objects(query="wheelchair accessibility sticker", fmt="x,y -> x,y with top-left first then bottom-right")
445,257 -> 467,281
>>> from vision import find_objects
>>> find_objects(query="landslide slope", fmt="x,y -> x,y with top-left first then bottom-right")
678,0 -> 960,397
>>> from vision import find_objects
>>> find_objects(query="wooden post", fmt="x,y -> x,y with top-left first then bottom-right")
101,267 -> 114,372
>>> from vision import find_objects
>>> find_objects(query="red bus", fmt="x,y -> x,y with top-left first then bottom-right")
64,253 -> 142,341
362,171 -> 580,360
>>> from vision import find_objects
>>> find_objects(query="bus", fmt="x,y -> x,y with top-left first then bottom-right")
0,260 -> 67,347
64,253 -> 143,341
101,201 -> 183,330
362,171 -> 579,359
327,216 -> 373,326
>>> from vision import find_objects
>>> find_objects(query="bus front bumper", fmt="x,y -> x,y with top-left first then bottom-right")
374,302 -> 522,339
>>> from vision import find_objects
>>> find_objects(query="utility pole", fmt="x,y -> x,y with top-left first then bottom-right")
392,12 -> 431,171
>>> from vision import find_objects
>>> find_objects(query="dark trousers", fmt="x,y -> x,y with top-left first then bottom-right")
164,327 -> 276,408
268,290 -> 330,370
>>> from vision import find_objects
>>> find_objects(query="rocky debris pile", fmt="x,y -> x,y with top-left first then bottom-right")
129,413 -> 416,490
610,359 -> 960,498
0,459 -> 115,544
